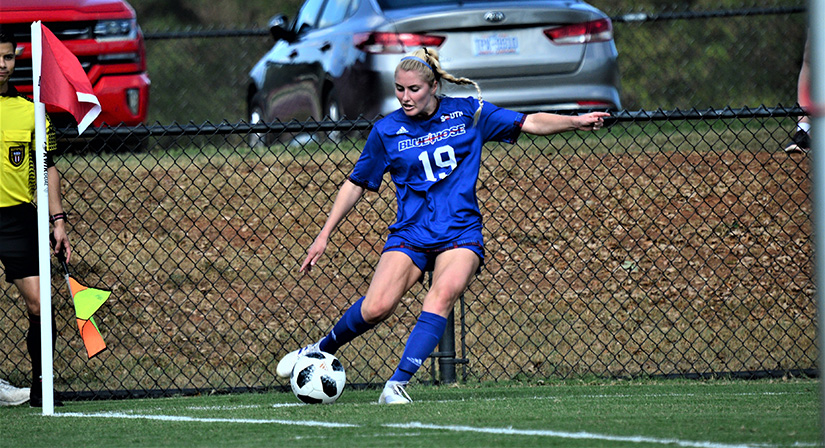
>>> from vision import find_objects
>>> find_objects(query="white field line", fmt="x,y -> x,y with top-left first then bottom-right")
185,403 -> 303,410
53,411 -> 809,448
55,411 -> 358,428
185,404 -> 264,410
49,390 -> 815,447
386,422 -> 800,448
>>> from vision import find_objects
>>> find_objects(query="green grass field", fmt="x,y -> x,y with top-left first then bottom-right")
2,378 -> 819,448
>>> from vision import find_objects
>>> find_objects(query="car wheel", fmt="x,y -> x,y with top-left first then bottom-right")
324,89 -> 343,143
248,105 -> 270,147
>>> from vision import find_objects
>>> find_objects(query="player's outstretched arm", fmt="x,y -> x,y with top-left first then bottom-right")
300,179 -> 365,273
522,111 -> 610,136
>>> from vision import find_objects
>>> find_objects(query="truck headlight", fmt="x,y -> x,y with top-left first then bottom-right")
94,19 -> 137,41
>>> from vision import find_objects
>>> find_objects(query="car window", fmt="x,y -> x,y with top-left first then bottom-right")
318,0 -> 356,29
294,0 -> 326,34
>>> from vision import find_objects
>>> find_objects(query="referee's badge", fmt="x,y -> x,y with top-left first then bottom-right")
9,145 -> 25,167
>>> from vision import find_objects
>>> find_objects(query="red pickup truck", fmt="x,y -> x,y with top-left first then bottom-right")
1,0 -> 150,127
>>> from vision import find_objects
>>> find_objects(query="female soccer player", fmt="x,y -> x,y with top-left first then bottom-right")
278,47 -> 609,404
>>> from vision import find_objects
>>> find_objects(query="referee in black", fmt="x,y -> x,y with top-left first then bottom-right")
0,29 -> 72,407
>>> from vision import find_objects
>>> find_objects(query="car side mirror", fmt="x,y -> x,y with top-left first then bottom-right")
268,14 -> 295,42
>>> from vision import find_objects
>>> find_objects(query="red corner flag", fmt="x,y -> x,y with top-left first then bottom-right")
30,21 -> 103,414
34,22 -> 101,133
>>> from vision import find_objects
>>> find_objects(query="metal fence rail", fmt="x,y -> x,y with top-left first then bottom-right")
0,107 -> 813,399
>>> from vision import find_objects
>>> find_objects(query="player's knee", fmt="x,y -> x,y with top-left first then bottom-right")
422,290 -> 460,317
360,296 -> 398,323
19,291 -> 41,315
25,301 -> 40,316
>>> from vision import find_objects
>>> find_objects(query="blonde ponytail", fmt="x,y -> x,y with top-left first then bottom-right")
397,47 -> 484,126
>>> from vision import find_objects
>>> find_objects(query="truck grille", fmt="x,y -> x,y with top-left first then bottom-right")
5,21 -> 96,86
5,21 -> 96,43
10,59 -> 94,86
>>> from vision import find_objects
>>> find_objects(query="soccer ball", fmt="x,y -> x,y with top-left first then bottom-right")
290,351 -> 346,404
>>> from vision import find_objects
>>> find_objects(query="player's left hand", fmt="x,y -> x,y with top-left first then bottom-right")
576,112 -> 610,131
52,225 -> 72,263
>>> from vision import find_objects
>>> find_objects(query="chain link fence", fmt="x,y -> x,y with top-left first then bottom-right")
612,6 -> 806,110
0,5 -> 816,399
0,108 -> 814,398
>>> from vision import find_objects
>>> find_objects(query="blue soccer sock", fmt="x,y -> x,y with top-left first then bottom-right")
318,296 -> 375,355
389,311 -> 447,383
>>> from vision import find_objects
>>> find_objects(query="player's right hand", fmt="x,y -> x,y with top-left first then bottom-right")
300,236 -> 328,273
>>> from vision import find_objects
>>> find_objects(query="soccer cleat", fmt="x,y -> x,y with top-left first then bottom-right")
0,379 -> 29,406
378,381 -> 412,405
276,341 -> 321,378
784,130 -> 810,154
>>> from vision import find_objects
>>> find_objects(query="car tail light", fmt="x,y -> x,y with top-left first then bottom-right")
577,100 -> 613,108
354,32 -> 445,54
543,18 -> 613,45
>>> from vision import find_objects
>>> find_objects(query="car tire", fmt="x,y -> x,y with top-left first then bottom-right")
324,89 -> 343,143
248,104 -> 271,147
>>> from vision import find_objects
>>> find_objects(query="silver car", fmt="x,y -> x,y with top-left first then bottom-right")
247,0 -> 621,127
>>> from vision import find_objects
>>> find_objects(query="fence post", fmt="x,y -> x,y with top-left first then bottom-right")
438,309 -> 457,384
425,271 -> 464,384
432,295 -> 468,384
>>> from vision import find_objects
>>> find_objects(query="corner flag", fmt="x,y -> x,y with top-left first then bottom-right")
31,20 -> 102,415
35,22 -> 101,133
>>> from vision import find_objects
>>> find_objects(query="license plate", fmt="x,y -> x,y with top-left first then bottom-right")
472,33 -> 519,56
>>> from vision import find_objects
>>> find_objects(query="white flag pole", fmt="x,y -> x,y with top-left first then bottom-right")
31,20 -> 55,416
810,0 -> 825,443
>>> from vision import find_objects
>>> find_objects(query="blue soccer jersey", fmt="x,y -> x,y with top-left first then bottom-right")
349,96 -> 525,248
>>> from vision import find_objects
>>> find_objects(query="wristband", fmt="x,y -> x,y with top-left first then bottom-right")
49,213 -> 67,224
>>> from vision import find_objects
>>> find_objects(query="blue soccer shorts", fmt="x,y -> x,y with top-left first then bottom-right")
382,236 -> 484,273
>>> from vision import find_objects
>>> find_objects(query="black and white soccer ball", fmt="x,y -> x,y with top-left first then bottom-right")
290,351 -> 346,404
